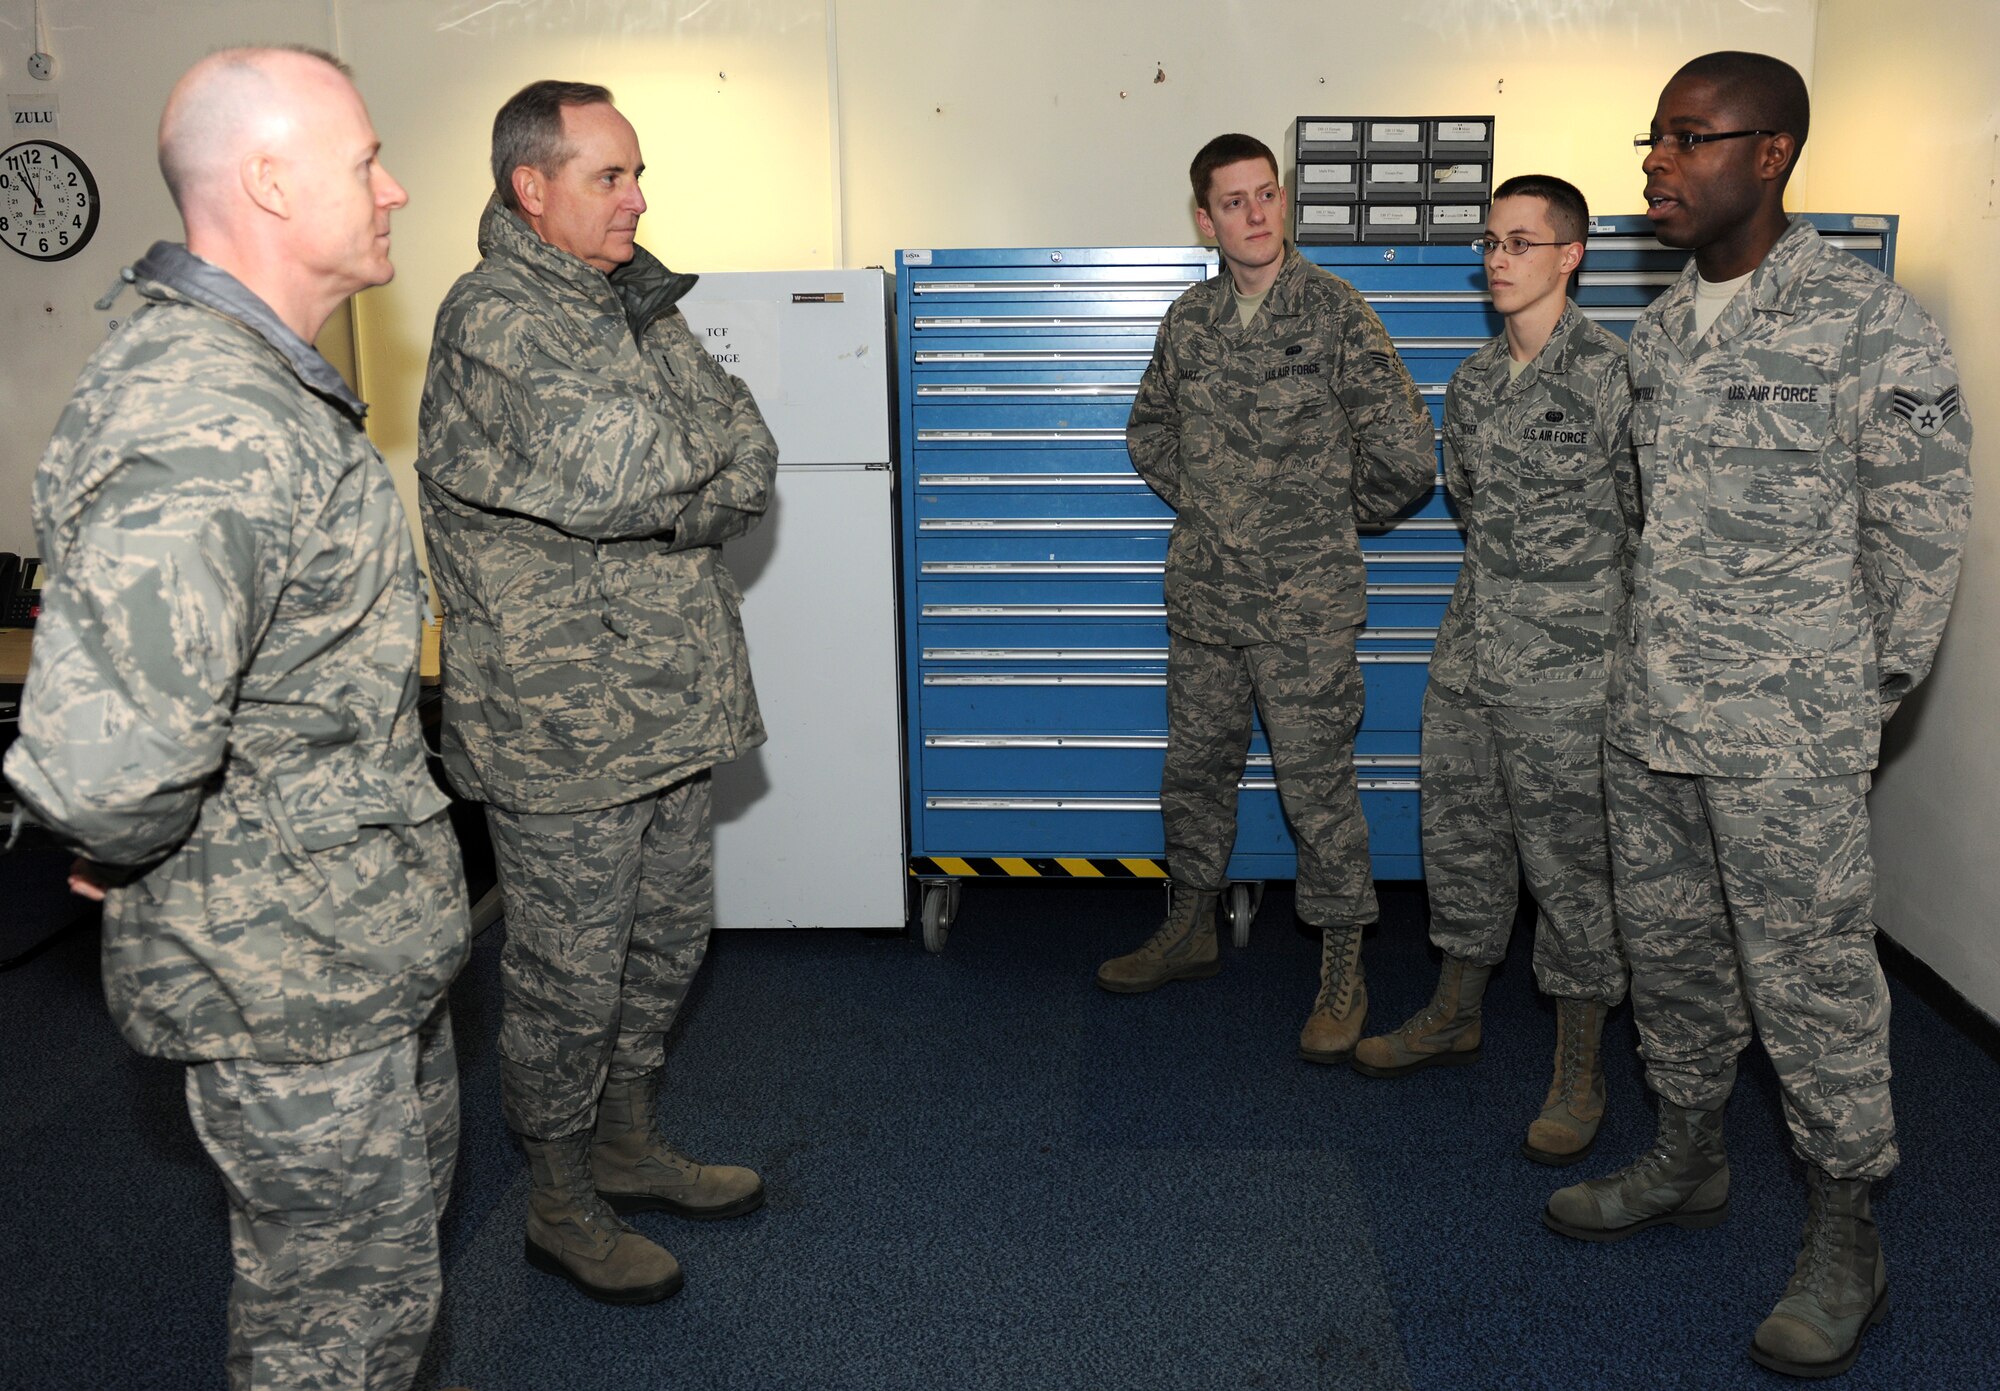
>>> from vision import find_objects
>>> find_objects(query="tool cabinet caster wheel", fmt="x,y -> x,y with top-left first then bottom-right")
1226,881 -> 1264,949
920,881 -> 956,954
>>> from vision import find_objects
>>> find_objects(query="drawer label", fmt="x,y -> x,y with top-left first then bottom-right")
1300,162 -> 1355,183
1435,120 -> 1489,142
1366,205 -> 1420,226
1300,204 -> 1355,226
1369,122 -> 1422,143
1303,120 -> 1356,141
1430,203 -> 1484,225
1431,162 -> 1487,183
1367,162 -> 1421,183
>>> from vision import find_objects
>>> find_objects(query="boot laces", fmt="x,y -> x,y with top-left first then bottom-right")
1609,1132 -> 1678,1185
1315,922 -> 1362,1013
1598,1107 -> 1716,1194
1790,1182 -> 1843,1293
651,1140 -> 702,1179
1557,1012 -> 1591,1104
1135,894 -> 1205,960
1406,960 -> 1466,1035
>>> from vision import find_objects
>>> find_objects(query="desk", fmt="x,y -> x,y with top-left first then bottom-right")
1,621 -> 443,685
0,628 -> 30,686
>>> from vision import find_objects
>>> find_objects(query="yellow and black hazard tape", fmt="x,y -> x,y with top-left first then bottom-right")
908,855 -> 1168,880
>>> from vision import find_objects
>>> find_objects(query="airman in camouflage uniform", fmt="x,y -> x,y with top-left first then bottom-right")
3,49 -> 468,1390
1099,134 -> 1435,1065
1353,177 -> 1637,1169
417,82 -> 771,1306
1545,54 -> 1973,1382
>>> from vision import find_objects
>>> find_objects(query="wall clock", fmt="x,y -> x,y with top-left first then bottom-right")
1,139 -> 99,261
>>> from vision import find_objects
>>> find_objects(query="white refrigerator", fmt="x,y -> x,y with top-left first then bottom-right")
675,270 -> 906,930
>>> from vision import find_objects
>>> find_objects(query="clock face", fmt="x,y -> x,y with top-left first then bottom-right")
1,140 -> 100,262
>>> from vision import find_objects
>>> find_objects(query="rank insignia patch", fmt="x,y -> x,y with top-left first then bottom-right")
1890,385 -> 1961,437
1368,350 -> 1397,372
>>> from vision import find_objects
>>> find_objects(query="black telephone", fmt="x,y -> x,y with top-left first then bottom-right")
0,553 -> 45,627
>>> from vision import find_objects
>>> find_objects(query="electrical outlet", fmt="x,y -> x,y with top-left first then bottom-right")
27,52 -> 55,81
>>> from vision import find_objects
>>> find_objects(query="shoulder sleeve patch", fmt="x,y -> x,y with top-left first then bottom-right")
1889,385 -> 1961,436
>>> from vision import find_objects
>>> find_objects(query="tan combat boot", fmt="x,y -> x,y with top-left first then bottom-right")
1543,1098 -> 1729,1241
1096,884 -> 1220,993
592,1071 -> 766,1220
1522,998 -> 1608,1165
1750,1169 -> 1889,1379
522,1132 -> 683,1304
1350,953 -> 1491,1078
1297,921 -> 1368,1063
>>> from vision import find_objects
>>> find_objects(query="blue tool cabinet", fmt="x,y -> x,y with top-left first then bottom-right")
896,215 -> 1896,951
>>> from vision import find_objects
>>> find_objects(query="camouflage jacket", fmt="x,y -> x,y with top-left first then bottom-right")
1128,247 -> 1435,642
3,243 -> 468,1064
1429,303 -> 1639,707
417,199 -> 774,812
1607,217 -> 1974,777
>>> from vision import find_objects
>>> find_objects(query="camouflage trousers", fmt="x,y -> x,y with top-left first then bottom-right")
1604,743 -> 1896,1179
1419,686 -> 1626,1004
487,772 -> 713,1139
184,1001 -> 457,1391
1162,627 -> 1376,926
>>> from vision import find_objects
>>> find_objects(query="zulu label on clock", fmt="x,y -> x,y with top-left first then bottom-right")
8,97 -> 57,134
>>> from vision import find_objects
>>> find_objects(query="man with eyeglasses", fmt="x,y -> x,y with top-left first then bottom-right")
1352,175 -> 1636,1171
1544,51 -> 1972,1380
1100,133 -> 1434,1065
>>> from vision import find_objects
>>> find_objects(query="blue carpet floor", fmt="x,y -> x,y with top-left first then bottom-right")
5,865 -> 1999,1390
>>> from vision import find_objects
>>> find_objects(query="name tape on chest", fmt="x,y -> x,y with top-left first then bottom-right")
1723,382 -> 1822,404
1520,425 -> 1592,446
1516,405 -> 1588,447
1264,360 -> 1324,383
1890,385 -> 1960,437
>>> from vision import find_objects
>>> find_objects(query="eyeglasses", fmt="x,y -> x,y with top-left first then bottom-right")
1470,236 -> 1567,257
1633,129 -> 1777,154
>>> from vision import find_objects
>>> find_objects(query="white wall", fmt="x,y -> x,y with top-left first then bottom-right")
831,0 -> 1818,262
1808,0 -> 2000,1019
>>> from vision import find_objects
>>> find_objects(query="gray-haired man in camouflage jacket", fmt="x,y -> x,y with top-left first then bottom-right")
1097,133 -> 1435,1064
4,48 -> 468,1390
417,81 -> 772,1306
1353,176 -> 1637,1168
1545,54 -> 1973,1382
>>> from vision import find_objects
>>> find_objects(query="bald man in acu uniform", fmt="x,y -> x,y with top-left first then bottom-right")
3,47 -> 469,1391
1543,52 -> 1973,1380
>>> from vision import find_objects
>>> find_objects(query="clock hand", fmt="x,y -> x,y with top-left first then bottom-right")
20,165 -> 43,213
